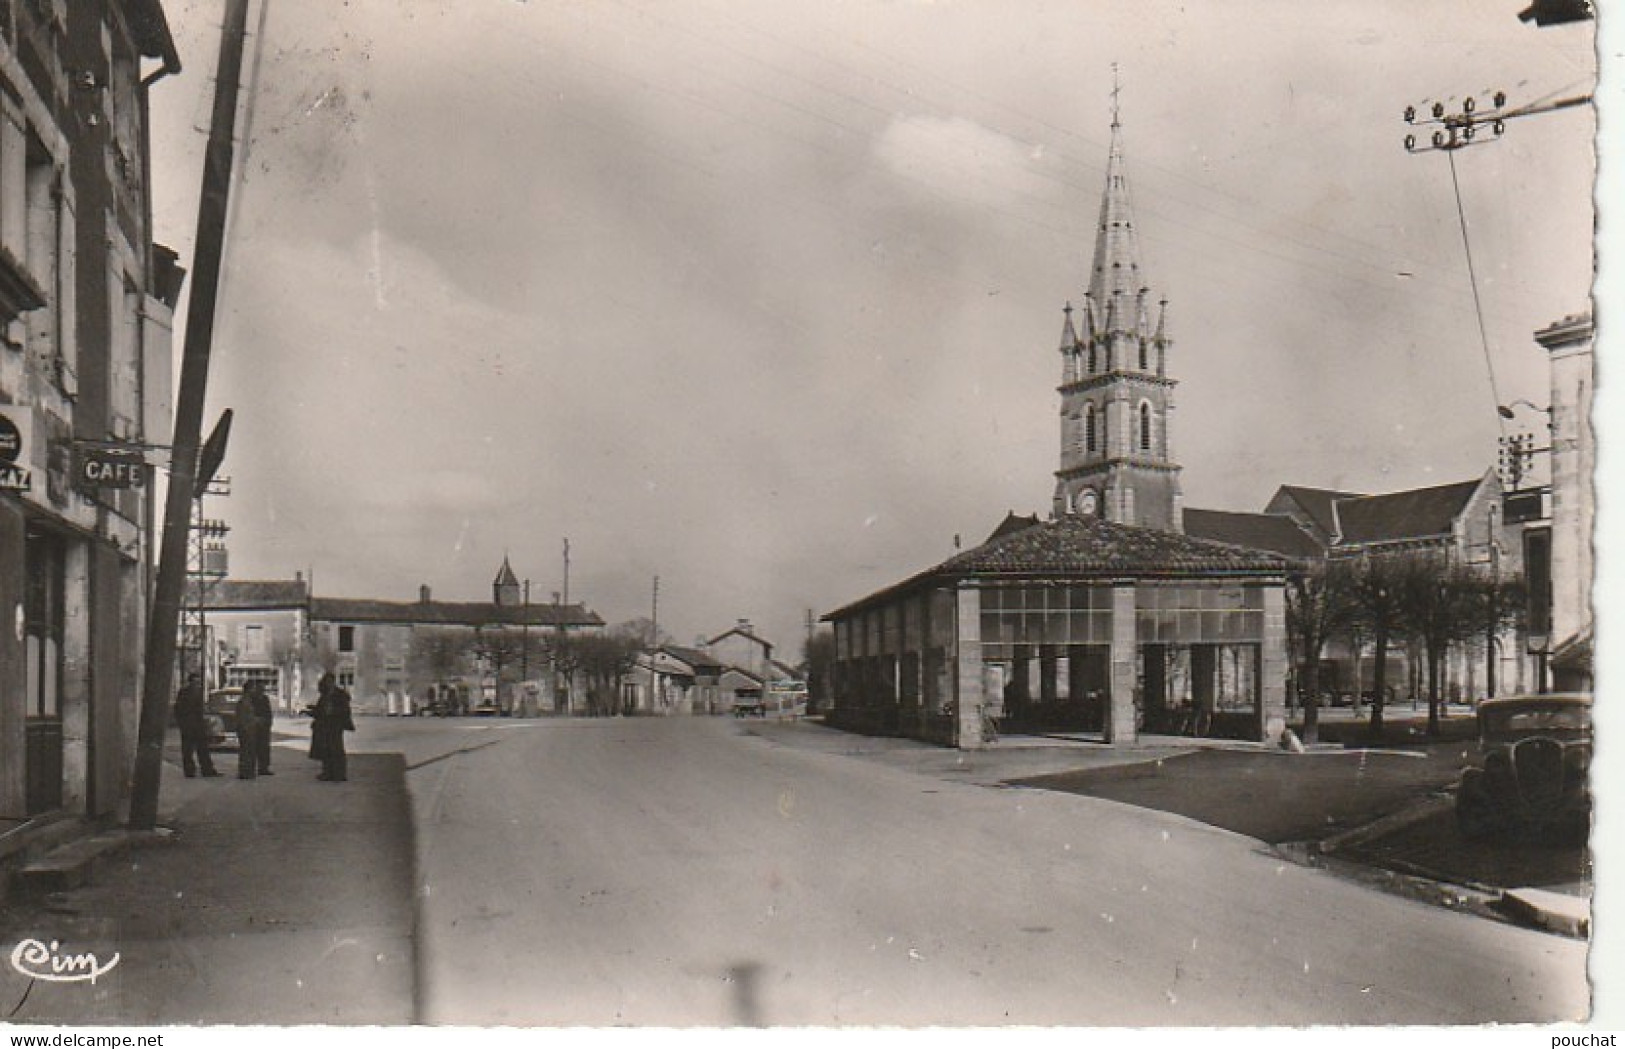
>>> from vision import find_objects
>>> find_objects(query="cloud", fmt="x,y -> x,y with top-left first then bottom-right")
872,114 -> 1052,215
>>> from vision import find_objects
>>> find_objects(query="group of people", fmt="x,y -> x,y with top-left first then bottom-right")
172,671 -> 356,783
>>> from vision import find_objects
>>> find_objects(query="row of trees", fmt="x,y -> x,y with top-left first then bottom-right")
413,618 -> 670,715
1286,550 -> 1525,743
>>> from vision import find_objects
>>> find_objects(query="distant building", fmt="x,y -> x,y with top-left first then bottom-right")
623,621 -> 791,717
705,619 -> 774,681
195,562 -> 604,715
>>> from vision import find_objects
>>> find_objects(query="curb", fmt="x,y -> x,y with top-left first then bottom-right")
1500,887 -> 1591,938
14,827 -> 175,894
1318,793 -> 1456,853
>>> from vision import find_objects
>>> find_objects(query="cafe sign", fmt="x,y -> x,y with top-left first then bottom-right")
76,446 -> 146,489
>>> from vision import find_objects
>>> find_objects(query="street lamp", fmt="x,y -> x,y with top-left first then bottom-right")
1497,399 -> 1551,420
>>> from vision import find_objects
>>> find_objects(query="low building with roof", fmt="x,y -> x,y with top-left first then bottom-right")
194,560 -> 604,715
823,514 -> 1289,749
625,644 -> 725,715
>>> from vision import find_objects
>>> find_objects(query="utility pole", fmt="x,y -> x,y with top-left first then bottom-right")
130,0 -> 252,831
1401,88 -> 1591,155
649,575 -> 660,710
804,608 -> 814,667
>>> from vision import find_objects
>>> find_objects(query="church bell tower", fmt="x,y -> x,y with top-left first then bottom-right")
1053,94 -> 1183,532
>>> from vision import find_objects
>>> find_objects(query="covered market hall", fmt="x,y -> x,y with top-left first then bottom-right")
823,514 -> 1290,749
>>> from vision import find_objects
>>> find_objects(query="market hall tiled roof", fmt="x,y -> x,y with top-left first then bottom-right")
826,514 -> 1286,620
1182,508 -> 1325,561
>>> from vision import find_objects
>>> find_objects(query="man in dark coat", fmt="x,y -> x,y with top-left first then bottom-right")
310,673 -> 355,782
174,672 -> 221,778
235,689 -> 259,780
247,679 -> 275,775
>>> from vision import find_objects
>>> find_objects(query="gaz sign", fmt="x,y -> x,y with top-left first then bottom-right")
0,413 -> 19,462
77,448 -> 145,488
0,411 -> 27,491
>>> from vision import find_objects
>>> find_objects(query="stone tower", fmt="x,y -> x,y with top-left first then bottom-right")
1052,104 -> 1182,532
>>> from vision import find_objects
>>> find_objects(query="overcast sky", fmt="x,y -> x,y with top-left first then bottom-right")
146,0 -> 1600,659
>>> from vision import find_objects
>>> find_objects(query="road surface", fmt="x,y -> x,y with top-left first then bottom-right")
362,716 -> 1587,1026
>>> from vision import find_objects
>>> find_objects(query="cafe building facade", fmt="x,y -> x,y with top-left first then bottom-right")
823,514 -> 1289,750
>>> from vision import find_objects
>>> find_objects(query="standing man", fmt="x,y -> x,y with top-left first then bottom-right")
247,679 -> 274,775
174,672 -> 221,778
311,672 -> 355,782
234,688 -> 259,780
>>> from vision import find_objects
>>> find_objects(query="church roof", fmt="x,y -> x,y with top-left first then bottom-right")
492,556 -> 520,588
1332,478 -> 1487,547
1267,485 -> 1365,538
825,514 -> 1285,620
1181,508 -> 1324,561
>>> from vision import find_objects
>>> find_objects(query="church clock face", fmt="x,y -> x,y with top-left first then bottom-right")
1076,488 -> 1099,516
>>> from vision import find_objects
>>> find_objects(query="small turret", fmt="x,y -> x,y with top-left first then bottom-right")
493,555 -> 521,608
1059,301 -> 1079,351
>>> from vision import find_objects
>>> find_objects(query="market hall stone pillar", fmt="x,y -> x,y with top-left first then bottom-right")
1260,585 -> 1289,743
1106,584 -> 1138,745
955,585 -> 986,750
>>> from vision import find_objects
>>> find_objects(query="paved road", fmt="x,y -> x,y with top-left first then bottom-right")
368,716 -> 1587,1026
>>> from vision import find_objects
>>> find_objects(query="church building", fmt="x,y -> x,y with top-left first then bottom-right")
823,103 -> 1289,750
1052,108 -> 1182,531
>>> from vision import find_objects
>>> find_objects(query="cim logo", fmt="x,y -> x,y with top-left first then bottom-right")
9,939 -> 120,985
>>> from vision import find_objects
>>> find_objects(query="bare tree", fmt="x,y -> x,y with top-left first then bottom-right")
614,617 -> 671,649
1284,561 -> 1355,745
574,633 -> 644,715
1343,553 -> 1414,739
1399,555 -> 1507,737
411,627 -> 470,690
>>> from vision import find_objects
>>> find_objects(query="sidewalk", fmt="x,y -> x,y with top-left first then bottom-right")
0,729 -> 416,1026
741,717 -> 1592,935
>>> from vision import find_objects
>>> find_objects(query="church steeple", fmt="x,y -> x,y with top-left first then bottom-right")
1053,80 -> 1183,532
1086,114 -> 1145,332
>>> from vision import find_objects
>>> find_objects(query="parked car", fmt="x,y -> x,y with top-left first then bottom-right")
204,687 -> 242,751
415,694 -> 455,717
1455,694 -> 1591,843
